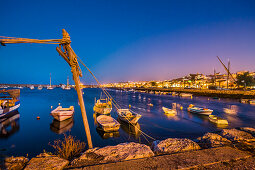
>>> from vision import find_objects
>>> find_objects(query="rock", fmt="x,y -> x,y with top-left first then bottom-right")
220,129 -> 255,142
4,156 -> 29,170
239,127 -> 255,136
151,138 -> 201,154
197,133 -> 232,148
24,155 -> 69,170
74,142 -> 154,164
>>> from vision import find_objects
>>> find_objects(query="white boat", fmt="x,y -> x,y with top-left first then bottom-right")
96,115 -> 120,132
0,89 -> 20,118
29,85 -> 34,90
179,93 -> 192,97
117,109 -> 141,124
187,104 -> 213,115
51,106 -> 74,121
162,107 -> 177,115
209,115 -> 228,125
223,105 -> 237,114
38,85 -> 43,90
93,98 -> 112,115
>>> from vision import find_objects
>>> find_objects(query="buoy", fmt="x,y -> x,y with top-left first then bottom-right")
58,103 -> 61,106
180,106 -> 183,110
37,116 -> 40,120
51,106 -> 53,109
129,104 -> 131,108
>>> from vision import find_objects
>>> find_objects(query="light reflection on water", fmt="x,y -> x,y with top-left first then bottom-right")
0,88 -> 255,158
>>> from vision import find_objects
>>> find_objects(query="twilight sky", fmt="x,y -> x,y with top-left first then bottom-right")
1,0 -> 255,85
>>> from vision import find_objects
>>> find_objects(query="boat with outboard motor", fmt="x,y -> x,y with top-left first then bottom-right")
117,109 -> 141,124
187,104 -> 213,115
0,89 -> 20,118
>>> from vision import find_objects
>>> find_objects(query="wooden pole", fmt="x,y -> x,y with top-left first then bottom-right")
65,44 -> 93,149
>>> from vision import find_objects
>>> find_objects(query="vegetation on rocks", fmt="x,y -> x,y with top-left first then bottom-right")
50,135 -> 86,160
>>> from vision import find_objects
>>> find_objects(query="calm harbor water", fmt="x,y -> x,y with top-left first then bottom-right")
1,88 -> 255,158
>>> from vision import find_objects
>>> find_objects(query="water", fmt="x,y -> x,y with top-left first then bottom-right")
1,88 -> 255,158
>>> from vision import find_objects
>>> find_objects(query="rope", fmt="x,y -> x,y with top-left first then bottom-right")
76,55 -> 156,141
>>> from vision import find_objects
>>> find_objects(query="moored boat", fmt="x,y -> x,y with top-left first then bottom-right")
93,98 -> 112,115
96,115 -> 120,132
50,106 -> 74,121
187,104 -> 213,115
249,100 -> 255,105
162,106 -> 177,115
117,109 -> 141,124
0,89 -> 20,118
209,115 -> 228,125
179,93 -> 192,97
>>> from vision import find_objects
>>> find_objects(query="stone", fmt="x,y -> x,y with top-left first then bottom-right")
240,127 -> 255,136
197,133 -> 232,148
151,138 -> 201,154
4,156 -> 29,170
74,142 -> 154,164
220,129 -> 255,142
24,155 -> 69,170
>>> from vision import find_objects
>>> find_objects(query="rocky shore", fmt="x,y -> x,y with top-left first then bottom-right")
2,127 -> 255,169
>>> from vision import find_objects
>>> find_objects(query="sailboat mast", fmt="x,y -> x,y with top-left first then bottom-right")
50,73 -> 52,87
227,59 -> 230,89
67,76 -> 69,86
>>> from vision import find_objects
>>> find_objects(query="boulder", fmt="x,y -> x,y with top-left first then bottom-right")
220,129 -> 255,142
197,133 -> 232,148
24,154 -> 69,170
4,156 -> 29,170
151,138 -> 201,154
239,127 -> 255,136
74,142 -> 154,164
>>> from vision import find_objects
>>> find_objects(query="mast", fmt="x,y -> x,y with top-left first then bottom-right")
227,59 -> 230,89
50,73 -> 52,87
67,76 -> 69,87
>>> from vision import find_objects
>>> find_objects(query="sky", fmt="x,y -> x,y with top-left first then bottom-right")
1,0 -> 255,85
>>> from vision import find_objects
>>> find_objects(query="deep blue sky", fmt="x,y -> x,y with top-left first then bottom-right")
1,0 -> 255,84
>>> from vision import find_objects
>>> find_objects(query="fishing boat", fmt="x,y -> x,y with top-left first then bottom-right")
38,85 -> 43,90
117,109 -> 141,124
50,106 -> 74,121
179,93 -> 192,97
209,115 -> 228,125
162,106 -> 177,115
0,89 -> 20,118
96,115 -> 120,132
93,98 -> 112,115
223,105 -> 238,114
187,104 -> 213,115
249,100 -> 255,105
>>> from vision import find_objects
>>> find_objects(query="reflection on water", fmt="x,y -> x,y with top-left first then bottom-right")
223,105 -> 238,115
1,88 -> 255,158
118,118 -> 141,139
0,110 -> 20,138
96,128 -> 120,139
50,118 -> 74,134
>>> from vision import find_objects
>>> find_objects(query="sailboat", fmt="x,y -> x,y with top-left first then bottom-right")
47,73 -> 54,90
64,76 -> 71,90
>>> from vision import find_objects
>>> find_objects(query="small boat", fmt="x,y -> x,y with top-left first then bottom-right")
93,98 -> 112,115
117,109 -> 141,124
0,89 -> 20,118
50,106 -> 74,121
223,105 -> 238,114
187,104 -> 213,115
148,103 -> 153,107
162,107 -> 177,115
29,85 -> 35,90
96,115 -> 120,132
209,115 -> 228,125
179,93 -> 192,97
38,85 -> 43,90
249,100 -> 255,105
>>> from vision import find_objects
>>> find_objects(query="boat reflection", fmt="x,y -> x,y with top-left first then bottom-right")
50,118 -> 74,134
223,105 -> 238,115
118,118 -> 141,139
96,127 -> 120,139
164,112 -> 180,121
0,110 -> 20,138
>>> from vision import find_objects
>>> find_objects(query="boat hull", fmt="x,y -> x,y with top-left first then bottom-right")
96,115 -> 120,132
187,107 -> 213,115
51,106 -> 74,121
0,103 -> 20,118
209,115 -> 228,125
93,106 -> 112,115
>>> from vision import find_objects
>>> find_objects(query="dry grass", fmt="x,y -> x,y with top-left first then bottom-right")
51,135 -> 86,160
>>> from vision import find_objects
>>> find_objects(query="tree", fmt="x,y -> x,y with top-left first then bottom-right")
236,72 -> 255,87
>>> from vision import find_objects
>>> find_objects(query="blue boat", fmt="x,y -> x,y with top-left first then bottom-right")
0,89 -> 20,118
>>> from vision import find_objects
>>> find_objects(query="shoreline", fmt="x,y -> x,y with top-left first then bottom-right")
109,87 -> 255,99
